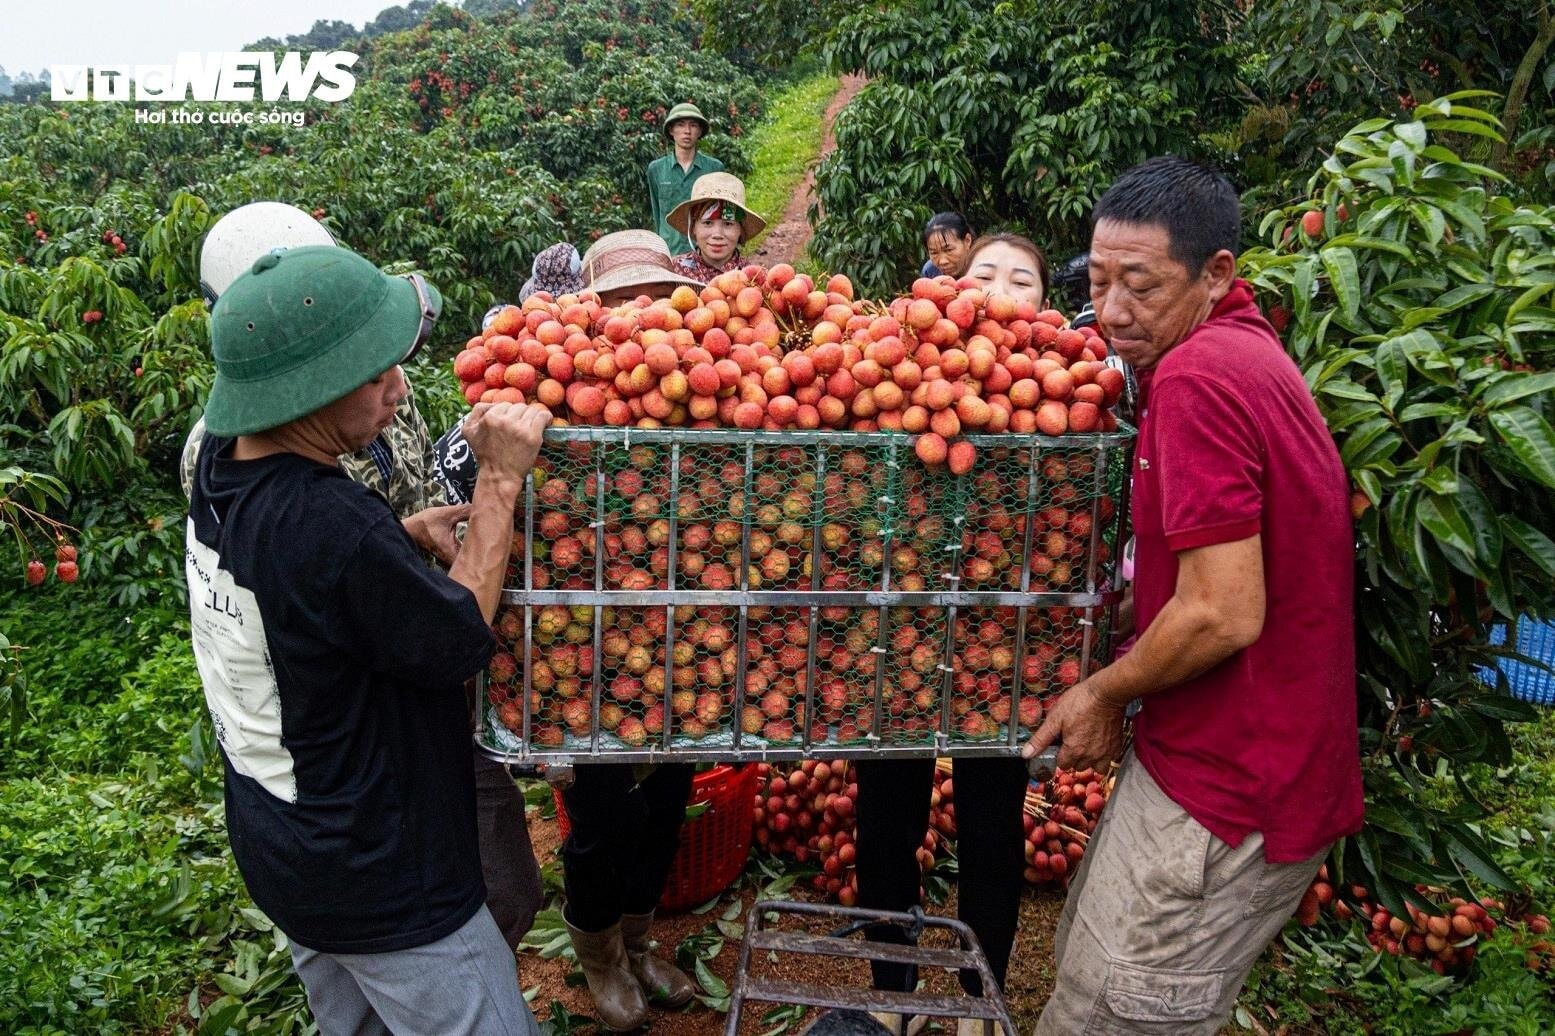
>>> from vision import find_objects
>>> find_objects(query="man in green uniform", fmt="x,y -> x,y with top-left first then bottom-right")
646,102 -> 723,256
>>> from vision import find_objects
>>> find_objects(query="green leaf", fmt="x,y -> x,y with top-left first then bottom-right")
762,873 -> 800,897
1375,340 -> 1407,402
1424,118 -> 1504,141
1488,406 -> 1555,487
1320,380 -> 1379,404
1339,417 -> 1395,465
212,972 -> 254,997
1441,827 -> 1517,891
1394,121 -> 1427,148
197,997 -> 246,1034
1432,283 -> 1495,312
1455,479 -> 1502,567
1321,246 -> 1360,320
1468,695 -> 1538,722
1398,402 -> 1459,422
1417,493 -> 1480,571
238,906 -> 274,932
693,957 -> 728,999
1501,515 -> 1555,577
1326,233 -> 1412,258
1506,282 -> 1553,323
1481,370 -> 1555,408
1380,852 -> 1451,888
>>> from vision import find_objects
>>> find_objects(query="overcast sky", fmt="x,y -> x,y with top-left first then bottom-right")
1,1 -> 404,76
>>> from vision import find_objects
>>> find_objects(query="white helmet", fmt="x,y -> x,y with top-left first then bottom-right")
199,202 -> 336,304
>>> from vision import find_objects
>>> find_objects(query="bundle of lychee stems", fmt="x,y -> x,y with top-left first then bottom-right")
929,757 -> 1118,851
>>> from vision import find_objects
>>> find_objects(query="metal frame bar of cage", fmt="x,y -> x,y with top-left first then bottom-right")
935,469 -> 970,750
1078,440 -> 1107,683
733,441 -> 756,754
802,442 -> 827,753
500,589 -> 1120,607
519,475 -> 536,749
472,737 -> 1063,767
530,425 -> 1132,449
1007,442 -> 1042,751
869,437 -> 899,748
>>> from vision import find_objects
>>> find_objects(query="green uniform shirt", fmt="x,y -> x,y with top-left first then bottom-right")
647,151 -> 725,256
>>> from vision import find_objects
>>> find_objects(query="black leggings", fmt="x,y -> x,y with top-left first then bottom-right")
854,756 -> 1029,996
560,763 -> 694,932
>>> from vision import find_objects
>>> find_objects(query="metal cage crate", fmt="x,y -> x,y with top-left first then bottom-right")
476,424 -> 1134,763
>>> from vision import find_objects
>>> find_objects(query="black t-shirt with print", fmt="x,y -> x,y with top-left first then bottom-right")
186,436 -> 494,954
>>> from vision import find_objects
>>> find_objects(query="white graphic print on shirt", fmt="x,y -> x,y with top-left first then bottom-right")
185,517 -> 296,803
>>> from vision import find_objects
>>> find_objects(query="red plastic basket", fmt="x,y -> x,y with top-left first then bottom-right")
552,763 -> 758,913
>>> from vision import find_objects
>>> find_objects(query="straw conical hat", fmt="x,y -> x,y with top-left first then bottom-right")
579,230 -> 705,297
665,173 -> 767,243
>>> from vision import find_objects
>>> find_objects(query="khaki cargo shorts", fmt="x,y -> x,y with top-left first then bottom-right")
1034,750 -> 1326,1035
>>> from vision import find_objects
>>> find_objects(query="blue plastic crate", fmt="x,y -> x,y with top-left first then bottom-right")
1484,618 -> 1555,707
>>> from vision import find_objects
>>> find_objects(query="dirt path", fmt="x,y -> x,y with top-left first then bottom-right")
751,73 -> 867,269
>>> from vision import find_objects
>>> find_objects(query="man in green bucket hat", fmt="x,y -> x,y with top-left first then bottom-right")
186,244 -> 549,1035
646,100 -> 724,255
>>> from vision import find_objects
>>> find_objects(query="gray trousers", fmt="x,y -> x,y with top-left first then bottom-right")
290,906 -> 540,1036
1035,750 -> 1326,1035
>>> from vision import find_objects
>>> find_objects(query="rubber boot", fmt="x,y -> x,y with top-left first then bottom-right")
619,910 -> 695,1007
567,920 -> 648,1031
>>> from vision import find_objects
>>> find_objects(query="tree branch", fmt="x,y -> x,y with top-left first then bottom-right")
1490,1 -> 1555,171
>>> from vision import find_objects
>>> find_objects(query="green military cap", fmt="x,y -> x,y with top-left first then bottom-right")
663,101 -> 710,140
203,245 -> 441,436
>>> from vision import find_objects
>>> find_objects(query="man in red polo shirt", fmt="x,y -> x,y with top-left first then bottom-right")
1025,156 -> 1363,1034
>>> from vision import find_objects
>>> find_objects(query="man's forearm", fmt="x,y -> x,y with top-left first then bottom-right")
447,475 -> 522,624
1084,595 -> 1253,708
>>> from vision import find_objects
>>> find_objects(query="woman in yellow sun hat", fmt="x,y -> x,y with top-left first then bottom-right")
665,171 -> 767,281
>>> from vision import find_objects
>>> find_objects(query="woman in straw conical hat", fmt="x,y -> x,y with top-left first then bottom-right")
665,172 -> 767,281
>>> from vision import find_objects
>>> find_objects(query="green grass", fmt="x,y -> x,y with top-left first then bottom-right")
0,593 -> 311,1034
740,72 -> 841,254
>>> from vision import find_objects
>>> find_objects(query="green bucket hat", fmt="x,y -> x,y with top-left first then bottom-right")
663,101 -> 710,141
203,245 -> 441,437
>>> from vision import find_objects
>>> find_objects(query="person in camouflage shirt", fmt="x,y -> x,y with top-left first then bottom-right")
184,202 -> 544,955
180,391 -> 462,562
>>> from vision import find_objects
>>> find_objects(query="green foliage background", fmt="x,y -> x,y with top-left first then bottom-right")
0,0 -> 771,604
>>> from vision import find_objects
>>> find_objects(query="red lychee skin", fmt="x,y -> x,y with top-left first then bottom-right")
947,440 -> 976,476
56,560 -> 79,583
914,432 -> 948,466
26,559 -> 46,586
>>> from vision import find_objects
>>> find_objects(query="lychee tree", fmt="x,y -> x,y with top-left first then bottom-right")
799,0 -> 1239,295
0,464 -> 78,739
1236,1 -> 1555,212
0,0 -> 778,605
1240,94 -> 1555,917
